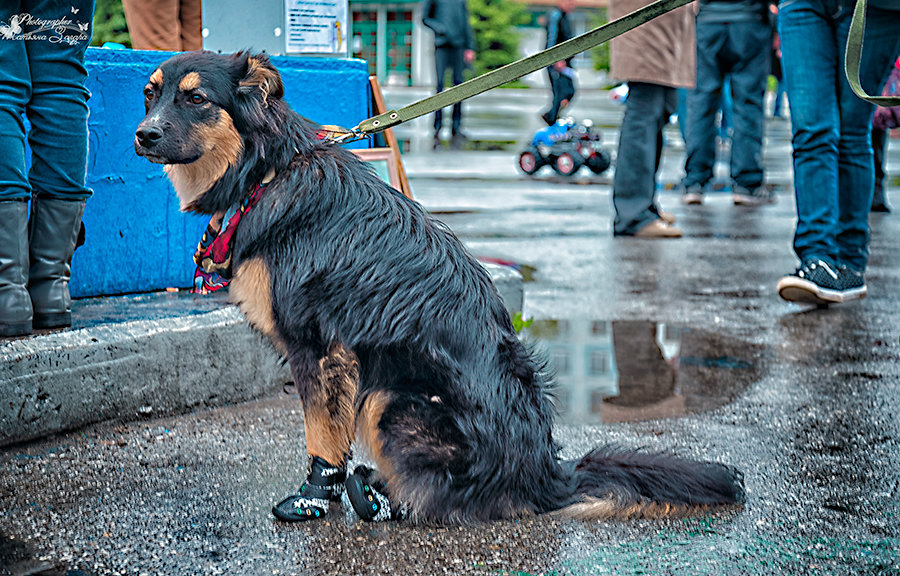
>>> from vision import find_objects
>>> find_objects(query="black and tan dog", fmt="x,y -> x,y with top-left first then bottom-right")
134,50 -> 744,524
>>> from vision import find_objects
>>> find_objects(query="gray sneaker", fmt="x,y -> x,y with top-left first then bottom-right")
733,184 -> 776,206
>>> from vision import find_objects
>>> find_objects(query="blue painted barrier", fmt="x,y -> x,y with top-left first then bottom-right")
72,48 -> 371,298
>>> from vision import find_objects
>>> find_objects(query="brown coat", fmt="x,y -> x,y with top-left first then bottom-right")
608,0 -> 696,89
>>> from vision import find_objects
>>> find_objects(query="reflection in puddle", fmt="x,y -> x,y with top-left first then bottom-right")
524,320 -> 759,424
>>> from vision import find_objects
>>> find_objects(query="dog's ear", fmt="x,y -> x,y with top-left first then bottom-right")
234,52 -> 284,130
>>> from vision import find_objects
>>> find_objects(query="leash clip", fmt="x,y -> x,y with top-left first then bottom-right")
317,124 -> 365,144
331,127 -> 365,144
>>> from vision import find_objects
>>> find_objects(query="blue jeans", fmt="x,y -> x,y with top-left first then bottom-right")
613,82 -> 677,235
682,17 -> 771,190
0,0 -> 93,202
779,0 -> 900,271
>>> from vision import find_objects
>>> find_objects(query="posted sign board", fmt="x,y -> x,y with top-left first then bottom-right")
286,0 -> 349,54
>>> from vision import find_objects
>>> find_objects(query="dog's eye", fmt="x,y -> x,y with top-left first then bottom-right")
144,88 -> 154,101
190,94 -> 205,105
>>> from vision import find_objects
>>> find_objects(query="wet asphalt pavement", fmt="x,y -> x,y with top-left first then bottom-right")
2,89 -> 900,575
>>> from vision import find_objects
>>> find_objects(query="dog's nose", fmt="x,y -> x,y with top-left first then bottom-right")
135,125 -> 164,148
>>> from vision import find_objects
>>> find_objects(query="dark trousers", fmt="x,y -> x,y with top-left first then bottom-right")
613,82 -> 677,235
873,126 -> 886,208
682,18 -> 771,190
433,45 -> 466,136
544,67 -> 575,124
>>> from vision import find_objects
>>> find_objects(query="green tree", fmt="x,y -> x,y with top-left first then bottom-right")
468,0 -> 529,79
91,0 -> 131,47
587,9 -> 609,72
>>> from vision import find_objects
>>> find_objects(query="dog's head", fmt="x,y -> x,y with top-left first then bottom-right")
134,51 -> 285,211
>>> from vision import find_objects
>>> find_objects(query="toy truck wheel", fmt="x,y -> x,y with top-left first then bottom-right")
587,150 -> 611,174
553,151 -> 581,177
518,149 -> 544,175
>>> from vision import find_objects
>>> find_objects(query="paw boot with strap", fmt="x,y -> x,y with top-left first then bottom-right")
272,456 -> 346,522
345,465 -> 406,522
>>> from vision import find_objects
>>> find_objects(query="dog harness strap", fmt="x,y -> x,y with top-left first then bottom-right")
352,0 -> 693,137
192,180 -> 269,294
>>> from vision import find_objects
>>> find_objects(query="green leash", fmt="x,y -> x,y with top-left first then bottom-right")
845,0 -> 900,106
334,0 -> 694,141
331,0 -> 893,143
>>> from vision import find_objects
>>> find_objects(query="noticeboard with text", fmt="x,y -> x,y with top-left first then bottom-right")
286,0 -> 349,54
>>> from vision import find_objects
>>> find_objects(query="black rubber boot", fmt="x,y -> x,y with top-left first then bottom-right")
272,456 -> 346,522
28,196 -> 86,329
0,200 -> 33,337
345,465 -> 406,522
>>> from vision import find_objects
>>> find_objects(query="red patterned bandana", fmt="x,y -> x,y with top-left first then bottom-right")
192,180 -> 269,294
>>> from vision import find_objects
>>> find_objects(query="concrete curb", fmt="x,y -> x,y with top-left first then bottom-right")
0,306 -> 288,446
0,263 -> 523,446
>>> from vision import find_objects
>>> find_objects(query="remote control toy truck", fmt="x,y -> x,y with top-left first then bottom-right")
517,118 -> 611,177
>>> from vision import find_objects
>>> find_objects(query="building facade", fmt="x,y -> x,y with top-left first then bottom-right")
348,0 -> 607,87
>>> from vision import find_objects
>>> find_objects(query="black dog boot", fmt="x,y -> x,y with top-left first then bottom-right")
0,200 -> 33,337
345,465 -> 406,522
272,456 -> 346,522
28,196 -> 86,329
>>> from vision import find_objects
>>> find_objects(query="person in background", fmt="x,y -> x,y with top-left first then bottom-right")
677,0 -> 773,207
608,0 -> 695,238
0,1 -> 94,337
121,0 -> 201,51
769,3 -> 787,119
872,126 -> 890,212
423,0 -> 476,150
872,56 -> 900,213
541,0 -> 577,126
775,0 -> 900,305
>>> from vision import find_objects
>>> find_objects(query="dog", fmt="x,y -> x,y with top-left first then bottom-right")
134,50 -> 744,524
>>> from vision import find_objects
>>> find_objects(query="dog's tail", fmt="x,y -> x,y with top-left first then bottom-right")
553,445 -> 745,520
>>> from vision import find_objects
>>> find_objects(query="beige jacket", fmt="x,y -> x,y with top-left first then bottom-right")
608,0 -> 697,89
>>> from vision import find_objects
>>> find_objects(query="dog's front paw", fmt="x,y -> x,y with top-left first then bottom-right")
272,456 -> 347,522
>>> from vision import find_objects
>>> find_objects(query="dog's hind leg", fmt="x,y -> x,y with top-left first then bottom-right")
272,342 -> 358,522
350,389 -> 477,523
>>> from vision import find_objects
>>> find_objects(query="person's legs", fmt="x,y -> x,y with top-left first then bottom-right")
773,77 -> 786,118
682,20 -> 726,194
726,19 -> 770,192
871,126 -> 888,211
613,83 -> 678,236
25,0 -> 93,203
544,68 -> 565,124
0,1 -> 34,335
0,3 -> 32,202
178,0 -> 203,51
834,5 -> 900,271
778,0 -> 840,267
449,47 -> 465,137
676,87 -> 688,141
24,0 -> 93,328
542,67 -> 558,125
432,46 -> 450,141
122,0 -> 183,51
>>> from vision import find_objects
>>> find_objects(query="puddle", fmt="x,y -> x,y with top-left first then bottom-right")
0,533 -> 94,575
523,320 -> 760,424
